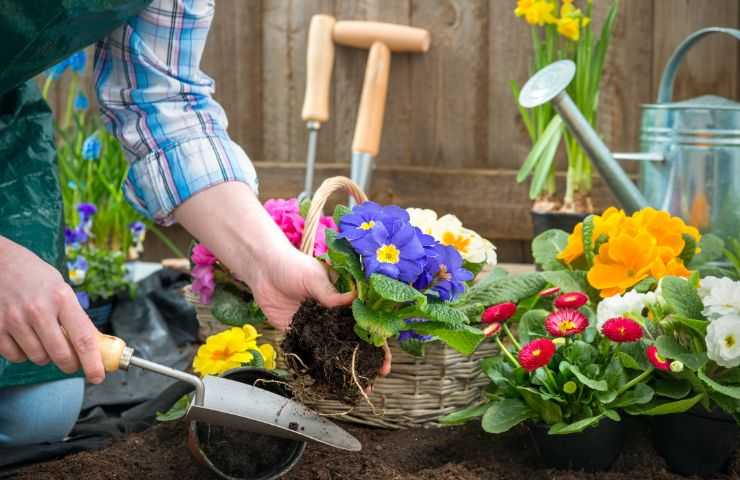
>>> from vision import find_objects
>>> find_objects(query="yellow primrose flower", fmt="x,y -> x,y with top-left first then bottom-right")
258,343 -> 277,370
192,326 -> 260,377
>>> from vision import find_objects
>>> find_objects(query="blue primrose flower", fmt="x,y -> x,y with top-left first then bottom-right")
338,201 -> 409,243
412,228 -> 441,291
427,244 -> 473,301
74,91 -> 89,111
82,134 -> 101,160
351,221 -> 425,284
399,330 -> 434,342
68,50 -> 87,73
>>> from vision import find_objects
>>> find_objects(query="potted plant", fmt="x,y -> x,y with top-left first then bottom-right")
511,0 -> 618,234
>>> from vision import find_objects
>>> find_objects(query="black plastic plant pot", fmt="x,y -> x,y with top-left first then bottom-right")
187,367 -> 306,480
529,419 -> 625,472
652,406 -> 740,477
86,300 -> 114,332
531,211 -> 589,238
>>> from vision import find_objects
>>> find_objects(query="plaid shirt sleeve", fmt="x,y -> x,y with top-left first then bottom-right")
94,0 -> 258,225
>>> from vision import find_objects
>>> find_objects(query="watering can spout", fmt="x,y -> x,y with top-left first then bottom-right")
518,60 -> 649,213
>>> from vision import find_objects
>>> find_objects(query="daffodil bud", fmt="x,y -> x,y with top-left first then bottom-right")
563,381 -> 577,394
552,337 -> 566,347
670,360 -> 684,373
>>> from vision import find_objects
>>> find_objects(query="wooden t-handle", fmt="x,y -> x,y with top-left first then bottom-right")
301,14 -> 336,123
333,21 -> 430,53
351,42 -> 391,156
97,332 -> 128,372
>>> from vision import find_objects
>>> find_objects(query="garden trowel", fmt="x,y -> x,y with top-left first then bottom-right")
96,333 -> 361,451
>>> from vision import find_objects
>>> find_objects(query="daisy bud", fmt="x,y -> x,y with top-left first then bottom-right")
481,302 -> 517,324
670,361 -> 684,373
563,381 -> 577,394
483,322 -> 502,337
552,337 -> 566,347
554,291 -> 589,310
539,286 -> 561,298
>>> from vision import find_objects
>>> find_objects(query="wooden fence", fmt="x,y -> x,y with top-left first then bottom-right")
46,0 -> 740,262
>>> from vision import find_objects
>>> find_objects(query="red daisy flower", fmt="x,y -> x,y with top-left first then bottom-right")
554,291 -> 589,309
518,338 -> 556,372
545,309 -> 589,337
481,302 -> 517,324
601,317 -> 643,343
539,286 -> 561,298
646,345 -> 671,371
483,322 -> 502,337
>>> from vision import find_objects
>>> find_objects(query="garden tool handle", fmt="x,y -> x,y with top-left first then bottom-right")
333,21 -> 430,53
299,176 -> 367,254
302,14 -> 336,123
658,27 -> 740,103
351,42 -> 390,156
96,332 -> 129,372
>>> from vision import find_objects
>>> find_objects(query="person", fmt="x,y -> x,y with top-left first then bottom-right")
0,0 -> 389,448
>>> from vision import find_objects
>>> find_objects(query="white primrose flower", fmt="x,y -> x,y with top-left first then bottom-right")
596,290 -> 654,330
407,209 -> 497,265
699,276 -> 740,320
706,314 -> 740,368
407,208 -> 439,235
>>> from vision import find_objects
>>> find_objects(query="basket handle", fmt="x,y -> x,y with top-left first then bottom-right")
300,176 -> 368,255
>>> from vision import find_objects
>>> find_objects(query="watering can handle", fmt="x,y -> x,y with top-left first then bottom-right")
657,27 -> 740,104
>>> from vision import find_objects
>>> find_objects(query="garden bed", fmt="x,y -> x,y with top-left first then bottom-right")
13,419 -> 740,479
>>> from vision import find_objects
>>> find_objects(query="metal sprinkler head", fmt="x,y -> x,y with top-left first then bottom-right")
518,60 -> 575,109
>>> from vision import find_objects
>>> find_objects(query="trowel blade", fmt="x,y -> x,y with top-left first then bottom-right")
186,375 -> 361,452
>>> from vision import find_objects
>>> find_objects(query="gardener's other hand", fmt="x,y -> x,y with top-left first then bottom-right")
0,236 -> 105,384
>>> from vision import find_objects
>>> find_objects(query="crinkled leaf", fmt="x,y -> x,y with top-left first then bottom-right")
370,274 -> 426,305
541,270 -> 589,295
633,277 -> 657,293
352,299 -> 406,342
565,363 -> 608,391
455,272 -> 546,310
548,413 -> 606,435
481,398 -> 535,434
655,335 -> 708,370
418,300 -> 468,326
517,387 -> 563,424
439,402 -> 491,425
532,230 -> 569,271
609,383 -> 654,409
411,321 -> 484,356
211,286 -> 266,326
156,393 -> 192,422
698,367 -> 740,400
653,378 -> 692,400
625,393 -> 705,416
333,204 -> 351,227
517,309 -> 549,343
660,276 -> 704,320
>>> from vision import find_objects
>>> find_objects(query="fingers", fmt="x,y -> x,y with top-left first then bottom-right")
6,310 -> 49,366
306,267 -> 357,309
57,287 -> 105,384
379,342 -> 392,376
0,334 -> 27,363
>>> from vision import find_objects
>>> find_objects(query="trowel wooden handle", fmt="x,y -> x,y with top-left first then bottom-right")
302,14 -> 336,123
352,42 -> 390,156
334,21 -> 430,53
97,332 -> 128,373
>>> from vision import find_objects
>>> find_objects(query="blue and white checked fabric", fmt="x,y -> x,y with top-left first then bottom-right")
95,0 -> 258,225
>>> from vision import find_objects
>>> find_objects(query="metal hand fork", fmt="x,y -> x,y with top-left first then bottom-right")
96,333 -> 361,451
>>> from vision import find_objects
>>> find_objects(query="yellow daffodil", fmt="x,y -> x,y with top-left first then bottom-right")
514,0 -> 536,18
515,0 -> 557,26
192,325 -> 262,377
558,16 -> 581,41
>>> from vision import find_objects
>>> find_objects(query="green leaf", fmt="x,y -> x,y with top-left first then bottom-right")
617,352 -> 641,370
689,233 -> 725,268
481,399 -> 535,434
326,232 -> 364,285
548,414 -> 605,435
529,125 -> 563,199
333,204 -> 351,226
653,378 -> 692,400
626,393 -> 705,416
563,341 -> 598,367
619,341 -> 653,370
418,300 -> 468,326
582,215 -> 595,267
679,233 -> 698,264
609,383 -> 654,409
660,276 -> 704,319
672,315 -> 709,337
439,402 -> 490,425
156,393 -> 192,422
248,349 -> 265,368
518,309 -> 549,343
531,230 -> 569,271
517,387 -> 563,424
655,335 -> 708,370
455,272 -> 546,312
566,363 -> 608,391
541,270 -> 589,294
299,197 -> 312,218
352,300 -> 406,342
211,286 -> 266,326
411,322 -> 484,356
698,367 -> 740,400
633,277 -> 657,293
517,115 -> 563,183
370,274 -> 426,305
399,338 -> 426,357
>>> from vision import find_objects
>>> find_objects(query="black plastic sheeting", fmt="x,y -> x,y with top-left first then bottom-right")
0,269 -> 198,475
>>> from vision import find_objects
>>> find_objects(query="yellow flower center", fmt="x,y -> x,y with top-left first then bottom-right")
559,320 -> 577,333
376,244 -> 401,264
360,220 -> 375,231
532,348 -> 541,357
211,347 -> 234,361
725,335 -> 736,348
441,231 -> 471,254
618,327 -> 626,336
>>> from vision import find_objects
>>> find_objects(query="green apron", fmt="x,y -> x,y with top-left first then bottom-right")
0,0 -> 151,389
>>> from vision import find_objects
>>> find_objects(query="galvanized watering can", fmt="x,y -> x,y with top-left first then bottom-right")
519,27 -> 740,240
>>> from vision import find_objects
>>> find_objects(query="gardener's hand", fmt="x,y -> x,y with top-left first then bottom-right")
0,236 -> 105,384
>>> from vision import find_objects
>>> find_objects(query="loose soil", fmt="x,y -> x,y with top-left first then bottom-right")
12,418 -> 740,479
281,300 -> 384,404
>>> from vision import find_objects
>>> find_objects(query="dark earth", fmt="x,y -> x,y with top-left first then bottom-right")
282,300 -> 384,403
12,419 -> 740,479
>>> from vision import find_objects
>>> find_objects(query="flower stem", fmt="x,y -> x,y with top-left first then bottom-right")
503,324 -> 521,350
496,337 -> 520,369
544,367 -> 559,392
616,367 -> 654,397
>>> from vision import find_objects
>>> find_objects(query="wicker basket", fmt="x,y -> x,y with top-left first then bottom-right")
185,176 -> 497,429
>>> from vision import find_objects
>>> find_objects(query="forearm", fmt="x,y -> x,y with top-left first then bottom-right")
173,182 -> 295,286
